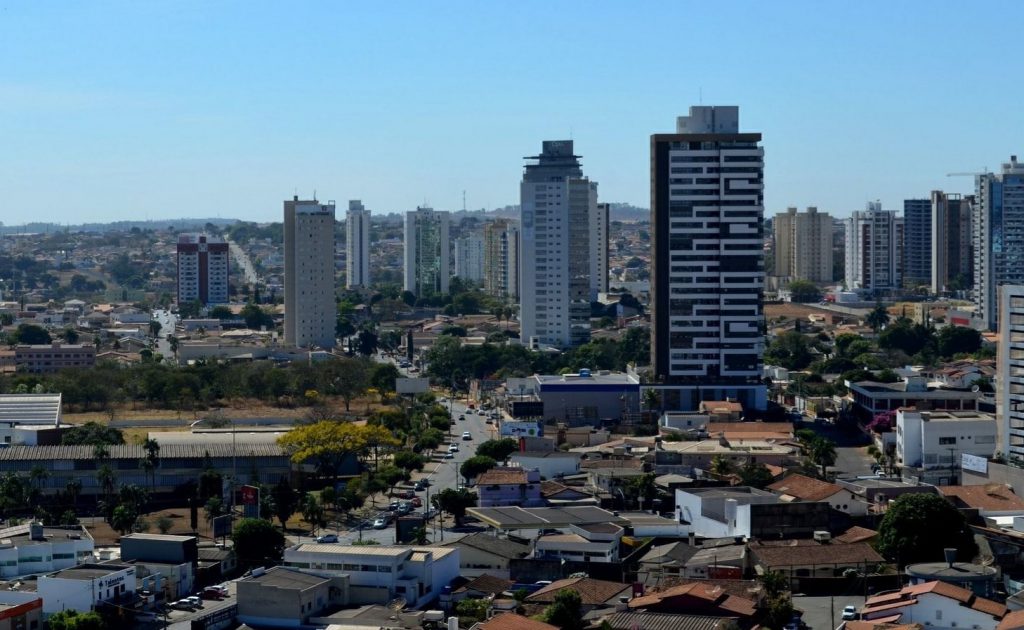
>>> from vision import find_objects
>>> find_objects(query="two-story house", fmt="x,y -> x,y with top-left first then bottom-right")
476,467 -> 543,508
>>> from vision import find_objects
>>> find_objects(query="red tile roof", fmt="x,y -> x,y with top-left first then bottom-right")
998,609 -> 1024,630
526,577 -> 631,605
477,613 -> 558,630
768,473 -> 843,501
863,581 -> 1006,620
834,526 -> 879,544
629,582 -> 757,618
938,485 -> 1024,511
750,541 -> 883,569
477,468 -> 528,485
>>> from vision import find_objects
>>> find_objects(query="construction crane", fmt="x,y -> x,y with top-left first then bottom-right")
946,169 -> 988,177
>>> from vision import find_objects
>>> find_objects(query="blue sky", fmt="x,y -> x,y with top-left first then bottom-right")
2,2 -> 1022,223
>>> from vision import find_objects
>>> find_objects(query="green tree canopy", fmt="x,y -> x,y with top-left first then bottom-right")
475,438 -> 519,462
460,455 -> 498,481
61,422 -> 125,446
877,493 -> 977,565
764,331 -> 813,370
46,610 -> 105,630
232,517 -> 286,569
787,279 -> 822,303
937,325 -> 982,358
431,488 -> 477,525
544,588 -> 585,630
11,323 -> 51,345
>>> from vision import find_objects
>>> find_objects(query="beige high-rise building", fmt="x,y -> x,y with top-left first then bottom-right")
483,219 -> 519,299
773,206 -> 833,283
284,196 -> 337,348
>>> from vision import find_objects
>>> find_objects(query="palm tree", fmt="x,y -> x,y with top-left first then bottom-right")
642,389 -> 661,417
502,306 -> 513,330
810,437 -> 837,479
97,464 -> 116,515
66,478 -> 82,510
866,304 -> 890,332
142,438 -> 160,491
710,455 -> 735,477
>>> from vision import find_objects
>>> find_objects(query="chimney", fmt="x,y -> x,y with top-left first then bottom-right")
689,531 -> 696,546
944,547 -> 957,568
447,617 -> 459,630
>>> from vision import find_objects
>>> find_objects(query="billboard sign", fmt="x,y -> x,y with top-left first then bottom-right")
961,453 -> 988,475
396,377 -> 430,394
500,421 -> 541,437
212,514 -> 233,538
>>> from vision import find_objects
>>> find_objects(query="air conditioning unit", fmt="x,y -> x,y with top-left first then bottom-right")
813,531 -> 831,543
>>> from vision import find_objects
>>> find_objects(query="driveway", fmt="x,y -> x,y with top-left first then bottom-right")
794,595 -> 865,630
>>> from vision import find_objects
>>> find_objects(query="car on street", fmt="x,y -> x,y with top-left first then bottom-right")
373,517 -> 388,529
411,496 -> 423,507
316,534 -> 339,543
414,480 -> 427,491
201,588 -> 224,600
462,431 -> 472,440
842,605 -> 858,621
448,443 -> 460,452
388,501 -> 401,511
485,418 -> 492,424
169,600 -> 194,611
459,415 -> 465,421
443,452 -> 454,459
397,502 -> 413,515
396,489 -> 415,499
184,596 -> 202,608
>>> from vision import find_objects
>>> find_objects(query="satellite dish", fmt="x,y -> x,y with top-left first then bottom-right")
972,385 -> 981,393
387,597 -> 407,612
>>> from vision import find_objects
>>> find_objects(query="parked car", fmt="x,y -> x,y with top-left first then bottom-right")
485,418 -> 493,424
316,534 -> 339,543
373,517 -> 388,529
414,480 -> 427,491
388,501 -> 401,511
443,452 -> 454,459
169,600 -> 193,611
201,588 -> 224,600
396,489 -> 415,499
842,606 -> 858,621
397,502 -> 413,515
184,596 -> 202,608
411,496 -> 423,507
458,415 -> 466,421
448,443 -> 460,452
462,431 -> 472,441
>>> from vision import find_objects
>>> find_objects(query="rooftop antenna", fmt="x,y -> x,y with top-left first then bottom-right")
699,86 -> 703,104
462,190 -> 466,212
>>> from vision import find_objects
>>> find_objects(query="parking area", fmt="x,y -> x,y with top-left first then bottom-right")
794,595 -> 865,630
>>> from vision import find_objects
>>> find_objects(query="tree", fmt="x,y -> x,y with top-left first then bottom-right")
148,320 -> 162,336
240,303 -> 274,330
475,438 -> 519,463
460,455 -> 498,482
877,493 -> 977,566
301,493 -> 326,534
866,304 -> 890,332
356,330 -> 378,356
809,437 -> 837,479
765,331 -> 814,370
46,610 -> 105,630
11,323 -> 51,345
878,319 -> 934,356
393,450 -> 427,473
431,488 -> 477,525
60,509 -> 80,526
110,504 -> 138,535
272,478 -> 298,528
232,517 -> 286,569
739,459 -> 776,489
624,473 -> 658,510
156,516 -> 174,534
205,496 -> 225,526
544,588 -> 585,630
330,357 -> 370,411
61,422 -> 125,446
63,327 -> 80,344
369,362 -> 400,401
787,279 -> 822,303
454,598 -> 490,624
937,325 -> 982,358
278,421 -> 380,483
710,455 -> 734,476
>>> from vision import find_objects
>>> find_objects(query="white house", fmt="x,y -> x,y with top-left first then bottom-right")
508,451 -> 581,479
767,474 -> 868,516
282,544 -> 459,609
533,523 -> 623,564
859,580 -> 1006,629
896,409 -> 997,485
37,563 -> 136,614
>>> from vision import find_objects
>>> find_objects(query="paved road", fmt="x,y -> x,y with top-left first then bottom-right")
794,595 -> 865,630
152,308 -> 178,360
226,238 -> 259,286
285,392 -> 495,547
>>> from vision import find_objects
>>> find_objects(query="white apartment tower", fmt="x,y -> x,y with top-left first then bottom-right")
403,207 -> 451,296
176,234 -> 229,305
772,207 -> 833,283
345,200 -> 371,289
483,219 -> 519,300
520,140 -> 597,349
844,202 -> 904,293
284,196 -> 337,348
591,202 -> 610,298
454,235 -> 485,283
997,284 -> 1024,461
650,106 -> 766,411
974,157 -> 1024,329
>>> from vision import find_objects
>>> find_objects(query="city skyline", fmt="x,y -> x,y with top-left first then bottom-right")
4,2 -> 1024,223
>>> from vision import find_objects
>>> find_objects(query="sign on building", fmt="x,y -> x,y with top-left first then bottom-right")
961,453 -> 988,475
500,421 -> 541,437
396,377 -> 430,394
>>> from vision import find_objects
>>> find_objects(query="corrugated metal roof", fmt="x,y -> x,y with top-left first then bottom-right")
0,443 -> 285,461
602,612 -> 729,630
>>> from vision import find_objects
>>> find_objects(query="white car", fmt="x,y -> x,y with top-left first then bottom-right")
462,431 -> 472,441
443,452 -> 454,459
373,517 -> 388,529
448,443 -> 460,452
842,605 -> 858,620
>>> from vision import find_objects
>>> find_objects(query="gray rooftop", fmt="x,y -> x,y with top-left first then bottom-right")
0,394 -> 61,425
445,533 -> 530,560
49,563 -> 131,581
246,567 -> 327,589
0,443 -> 285,461
601,612 -> 730,630
467,506 -> 627,529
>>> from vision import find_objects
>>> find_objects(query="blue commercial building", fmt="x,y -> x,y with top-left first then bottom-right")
534,370 -> 640,425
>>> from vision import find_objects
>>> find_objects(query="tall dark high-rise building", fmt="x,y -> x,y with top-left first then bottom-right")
931,191 -> 972,295
902,198 -> 931,289
650,106 -> 765,411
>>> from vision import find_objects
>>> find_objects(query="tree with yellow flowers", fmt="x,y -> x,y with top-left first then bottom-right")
278,422 -> 398,483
